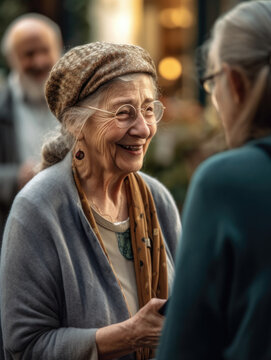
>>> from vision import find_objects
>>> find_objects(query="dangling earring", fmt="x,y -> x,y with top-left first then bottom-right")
75,150 -> 85,160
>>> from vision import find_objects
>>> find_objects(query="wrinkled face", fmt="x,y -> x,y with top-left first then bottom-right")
81,74 -> 158,177
10,20 -> 61,84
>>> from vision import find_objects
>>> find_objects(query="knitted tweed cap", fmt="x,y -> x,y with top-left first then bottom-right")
45,41 -> 157,120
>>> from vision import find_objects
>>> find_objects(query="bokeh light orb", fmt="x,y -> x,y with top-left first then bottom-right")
158,57 -> 182,81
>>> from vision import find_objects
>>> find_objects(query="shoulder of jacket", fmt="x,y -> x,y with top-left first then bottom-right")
138,171 -> 167,194
190,144 -> 266,194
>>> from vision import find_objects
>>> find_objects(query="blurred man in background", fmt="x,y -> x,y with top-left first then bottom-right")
0,13 -> 62,240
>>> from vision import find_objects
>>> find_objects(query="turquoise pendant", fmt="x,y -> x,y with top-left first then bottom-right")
117,229 -> 134,260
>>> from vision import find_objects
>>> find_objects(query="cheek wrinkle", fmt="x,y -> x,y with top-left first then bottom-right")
95,121 -> 114,155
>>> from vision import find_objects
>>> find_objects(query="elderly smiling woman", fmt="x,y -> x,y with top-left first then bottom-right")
0,42 -> 181,360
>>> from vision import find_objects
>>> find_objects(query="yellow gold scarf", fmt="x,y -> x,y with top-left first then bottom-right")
73,168 -> 168,360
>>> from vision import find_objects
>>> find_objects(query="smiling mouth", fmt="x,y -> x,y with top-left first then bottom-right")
119,144 -> 143,151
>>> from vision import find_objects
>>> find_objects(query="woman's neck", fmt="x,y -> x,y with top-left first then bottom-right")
76,163 -> 129,223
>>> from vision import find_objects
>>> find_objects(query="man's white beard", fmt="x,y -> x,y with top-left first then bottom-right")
20,73 -> 47,103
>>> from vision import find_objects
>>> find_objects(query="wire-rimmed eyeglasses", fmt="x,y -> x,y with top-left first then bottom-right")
79,100 -> 165,129
200,69 -> 224,94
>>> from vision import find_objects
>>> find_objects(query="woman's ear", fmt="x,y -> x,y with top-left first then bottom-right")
223,63 -> 249,104
76,130 -> 84,141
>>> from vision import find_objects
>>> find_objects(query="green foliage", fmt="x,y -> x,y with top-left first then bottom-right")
62,0 -> 91,47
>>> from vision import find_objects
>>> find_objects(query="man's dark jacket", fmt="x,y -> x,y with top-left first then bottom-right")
0,84 -> 20,240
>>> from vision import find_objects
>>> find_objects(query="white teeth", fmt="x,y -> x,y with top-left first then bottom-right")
121,145 -> 142,150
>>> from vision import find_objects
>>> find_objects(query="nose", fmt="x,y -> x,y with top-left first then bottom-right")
33,53 -> 48,68
128,111 -> 151,138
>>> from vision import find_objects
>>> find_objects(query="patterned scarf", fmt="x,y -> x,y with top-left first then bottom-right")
73,168 -> 168,359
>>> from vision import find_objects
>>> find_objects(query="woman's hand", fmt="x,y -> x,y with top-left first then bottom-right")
95,298 -> 166,360
128,297 -> 166,349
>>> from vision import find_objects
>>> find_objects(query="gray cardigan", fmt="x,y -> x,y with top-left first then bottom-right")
0,153 -> 181,360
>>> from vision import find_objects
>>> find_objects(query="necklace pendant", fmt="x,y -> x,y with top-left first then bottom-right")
117,229 -> 133,260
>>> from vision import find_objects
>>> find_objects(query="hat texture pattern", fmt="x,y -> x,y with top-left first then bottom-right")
45,42 -> 157,119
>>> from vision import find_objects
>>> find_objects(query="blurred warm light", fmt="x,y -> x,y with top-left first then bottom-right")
114,14 -> 133,36
90,0 -> 143,44
159,7 -> 194,29
159,57 -> 182,81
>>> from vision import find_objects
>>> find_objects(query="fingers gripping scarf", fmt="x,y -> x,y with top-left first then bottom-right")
73,169 -> 168,359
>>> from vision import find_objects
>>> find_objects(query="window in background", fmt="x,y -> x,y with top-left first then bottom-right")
89,0 -> 143,44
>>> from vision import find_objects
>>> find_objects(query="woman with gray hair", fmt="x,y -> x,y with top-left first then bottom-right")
157,1 -> 271,360
0,42 -> 181,359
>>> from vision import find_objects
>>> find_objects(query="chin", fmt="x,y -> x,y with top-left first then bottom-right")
21,74 -> 47,102
119,163 -> 143,175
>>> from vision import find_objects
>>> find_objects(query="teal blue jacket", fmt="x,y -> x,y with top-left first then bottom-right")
158,135 -> 271,360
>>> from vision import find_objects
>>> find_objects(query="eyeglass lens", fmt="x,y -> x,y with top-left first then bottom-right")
203,80 -> 213,94
115,101 -> 164,128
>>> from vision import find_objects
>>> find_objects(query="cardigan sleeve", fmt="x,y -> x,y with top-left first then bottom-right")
0,197 -> 98,360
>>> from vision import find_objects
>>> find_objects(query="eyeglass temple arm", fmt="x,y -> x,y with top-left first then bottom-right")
79,105 -> 115,115
79,102 -> 165,115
